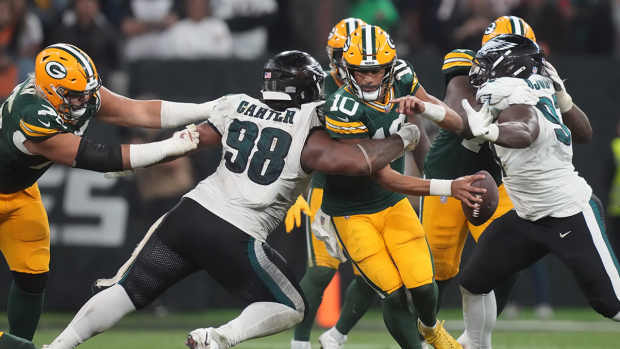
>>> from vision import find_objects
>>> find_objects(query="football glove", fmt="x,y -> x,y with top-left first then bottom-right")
395,121 -> 421,151
462,99 -> 498,142
285,195 -> 312,233
543,60 -> 573,113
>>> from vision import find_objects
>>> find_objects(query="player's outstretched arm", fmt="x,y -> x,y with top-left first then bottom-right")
23,125 -> 199,171
391,84 -> 465,133
543,60 -> 592,143
301,128 -> 413,176
372,166 -> 485,208
463,99 -> 540,148
95,87 -> 218,129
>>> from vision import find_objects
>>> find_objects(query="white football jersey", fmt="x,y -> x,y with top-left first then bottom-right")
477,75 -> 592,221
184,94 -> 323,241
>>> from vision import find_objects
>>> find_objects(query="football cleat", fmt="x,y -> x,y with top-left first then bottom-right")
186,327 -> 228,349
318,327 -> 347,349
417,320 -> 463,349
290,339 -> 312,349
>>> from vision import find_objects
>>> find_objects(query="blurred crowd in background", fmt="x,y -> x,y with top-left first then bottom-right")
1,0 -> 620,101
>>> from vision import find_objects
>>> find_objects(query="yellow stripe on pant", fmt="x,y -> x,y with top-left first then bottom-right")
422,184 -> 513,280
0,183 -> 50,274
332,198 -> 433,296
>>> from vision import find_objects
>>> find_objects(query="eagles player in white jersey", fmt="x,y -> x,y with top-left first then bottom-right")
42,50 -> 477,349
452,35 -> 620,348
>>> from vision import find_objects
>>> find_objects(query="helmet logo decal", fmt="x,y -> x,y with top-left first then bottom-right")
45,61 -> 67,79
480,39 -> 518,54
484,22 -> 496,35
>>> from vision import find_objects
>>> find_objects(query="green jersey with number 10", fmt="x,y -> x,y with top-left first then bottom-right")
321,59 -> 420,216
0,77 -> 98,193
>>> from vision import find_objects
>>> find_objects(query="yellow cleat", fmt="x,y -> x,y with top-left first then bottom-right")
417,320 -> 463,349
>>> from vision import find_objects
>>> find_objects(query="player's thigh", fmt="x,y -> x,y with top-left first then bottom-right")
468,184 -> 514,241
552,198 -> 620,317
384,198 -> 434,288
0,184 -> 50,274
460,211 -> 546,294
332,214 -> 402,296
421,195 -> 468,280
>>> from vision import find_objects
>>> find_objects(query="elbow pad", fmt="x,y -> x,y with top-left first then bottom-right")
73,137 -> 123,172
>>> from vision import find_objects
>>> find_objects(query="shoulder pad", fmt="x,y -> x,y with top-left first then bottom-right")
322,91 -> 368,138
476,77 -> 539,114
205,94 -> 246,133
392,59 -> 419,95
442,49 -> 475,76
18,103 -> 67,141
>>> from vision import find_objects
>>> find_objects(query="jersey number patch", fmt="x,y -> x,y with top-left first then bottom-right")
536,96 -> 571,146
224,119 -> 292,185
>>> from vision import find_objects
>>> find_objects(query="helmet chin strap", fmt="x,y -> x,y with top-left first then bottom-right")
356,85 -> 381,101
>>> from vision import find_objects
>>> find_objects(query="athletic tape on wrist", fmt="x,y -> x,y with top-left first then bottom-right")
429,179 -> 452,196
421,102 -> 446,123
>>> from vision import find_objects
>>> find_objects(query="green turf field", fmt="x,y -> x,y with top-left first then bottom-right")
4,308 -> 617,349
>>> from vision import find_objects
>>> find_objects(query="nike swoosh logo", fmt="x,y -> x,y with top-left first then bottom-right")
39,119 -> 51,127
336,116 -> 350,122
559,231 -> 572,238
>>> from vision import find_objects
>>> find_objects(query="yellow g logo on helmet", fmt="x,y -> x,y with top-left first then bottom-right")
35,43 -> 101,123
482,16 -> 536,45
343,25 -> 397,101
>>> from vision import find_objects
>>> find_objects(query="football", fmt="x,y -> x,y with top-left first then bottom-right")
462,170 -> 499,226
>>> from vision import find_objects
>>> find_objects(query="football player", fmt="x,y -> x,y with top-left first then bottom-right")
457,34 -> 620,349
321,24 -> 473,349
0,42 -> 232,347
289,17 -> 382,349
421,15 -> 592,330
42,50 -> 484,349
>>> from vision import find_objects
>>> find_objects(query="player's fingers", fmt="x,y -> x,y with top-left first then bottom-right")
284,211 -> 294,233
461,98 -> 475,114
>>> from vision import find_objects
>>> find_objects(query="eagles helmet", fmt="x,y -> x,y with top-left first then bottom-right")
34,43 -> 101,124
469,34 -> 544,88
482,16 -> 537,46
326,18 -> 366,81
343,24 -> 397,101
262,50 -> 325,111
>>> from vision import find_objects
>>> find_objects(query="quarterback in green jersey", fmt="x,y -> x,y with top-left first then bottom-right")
321,24 -> 480,349
0,43 -> 224,349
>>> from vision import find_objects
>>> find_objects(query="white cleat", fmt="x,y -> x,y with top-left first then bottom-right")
186,327 -> 228,349
290,339 -> 312,349
318,327 -> 347,349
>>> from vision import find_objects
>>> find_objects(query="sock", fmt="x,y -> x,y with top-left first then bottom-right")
293,266 -> 336,341
0,332 -> 37,349
410,282 -> 438,327
7,281 -> 44,340
460,285 -> 496,349
435,278 -> 453,315
382,288 -> 422,349
218,302 -> 303,347
494,272 -> 520,315
335,275 -> 375,334
47,284 -> 136,349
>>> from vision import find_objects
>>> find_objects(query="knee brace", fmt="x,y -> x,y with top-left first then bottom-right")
11,271 -> 48,294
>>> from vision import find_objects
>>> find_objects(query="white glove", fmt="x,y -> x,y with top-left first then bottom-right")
129,124 -> 199,168
461,99 -> 498,142
395,121 -> 421,151
543,60 -> 573,113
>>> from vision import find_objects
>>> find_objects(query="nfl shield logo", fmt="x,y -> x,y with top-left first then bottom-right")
264,71 -> 272,79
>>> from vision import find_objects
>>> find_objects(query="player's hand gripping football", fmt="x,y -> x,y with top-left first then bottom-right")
285,195 -> 312,233
461,99 -> 497,142
452,174 -> 486,208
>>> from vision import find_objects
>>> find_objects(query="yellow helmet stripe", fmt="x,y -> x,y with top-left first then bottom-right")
20,120 -> 60,137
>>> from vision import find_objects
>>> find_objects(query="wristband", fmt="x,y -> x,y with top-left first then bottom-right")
430,179 -> 452,196
420,102 -> 446,123
161,100 -> 213,128
555,90 -> 574,114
